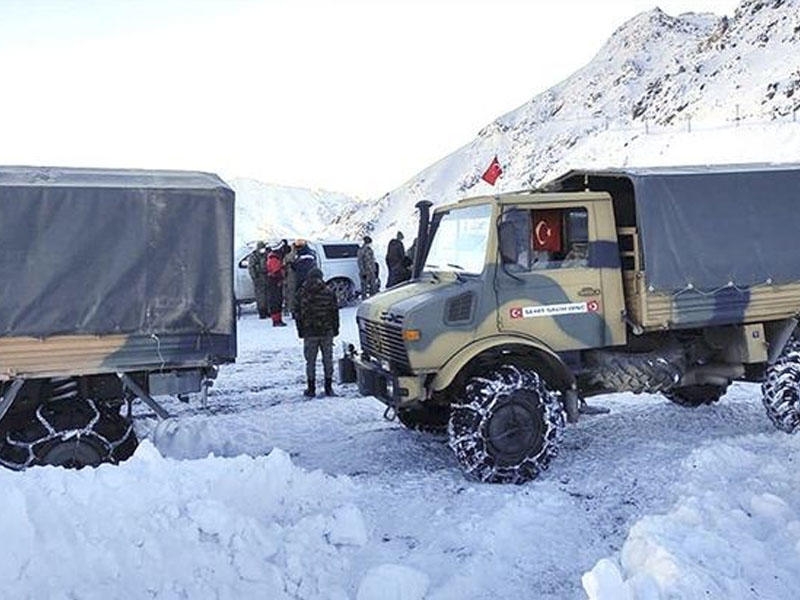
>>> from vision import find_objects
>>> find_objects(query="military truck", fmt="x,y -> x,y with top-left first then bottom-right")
354,164 -> 800,483
0,166 -> 236,469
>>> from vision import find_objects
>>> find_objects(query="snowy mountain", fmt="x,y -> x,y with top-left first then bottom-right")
228,177 -> 367,247
345,0 -> 800,248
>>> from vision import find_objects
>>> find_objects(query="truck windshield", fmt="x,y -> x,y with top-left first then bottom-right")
425,203 -> 492,275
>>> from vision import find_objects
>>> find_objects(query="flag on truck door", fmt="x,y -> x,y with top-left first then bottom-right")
532,209 -> 562,252
481,156 -> 503,185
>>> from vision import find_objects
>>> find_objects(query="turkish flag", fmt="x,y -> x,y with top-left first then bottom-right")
481,156 -> 503,185
532,210 -> 562,252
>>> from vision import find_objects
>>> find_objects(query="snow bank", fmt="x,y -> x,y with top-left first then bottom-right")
0,442 -> 367,600
583,434 -> 800,599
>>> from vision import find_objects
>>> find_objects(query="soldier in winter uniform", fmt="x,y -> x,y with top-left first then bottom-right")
296,267 -> 339,397
357,235 -> 379,298
248,241 -> 269,319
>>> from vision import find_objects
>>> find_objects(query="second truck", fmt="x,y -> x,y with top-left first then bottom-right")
354,163 -> 800,483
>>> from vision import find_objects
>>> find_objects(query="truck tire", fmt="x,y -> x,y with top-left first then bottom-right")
663,384 -> 728,407
448,364 -> 565,484
582,345 -> 686,395
397,403 -> 450,433
0,398 -> 138,470
762,337 -> 800,433
327,278 -> 355,308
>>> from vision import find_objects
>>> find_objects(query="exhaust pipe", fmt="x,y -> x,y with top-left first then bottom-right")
412,200 -> 432,280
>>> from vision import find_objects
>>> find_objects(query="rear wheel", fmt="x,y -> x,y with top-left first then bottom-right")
448,364 -> 565,484
762,337 -> 800,432
0,398 -> 138,470
327,278 -> 355,308
664,384 -> 728,407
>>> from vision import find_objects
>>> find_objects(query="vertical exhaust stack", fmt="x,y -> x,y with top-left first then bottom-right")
412,200 -> 433,280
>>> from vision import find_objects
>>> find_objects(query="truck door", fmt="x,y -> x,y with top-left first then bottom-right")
496,196 -> 626,351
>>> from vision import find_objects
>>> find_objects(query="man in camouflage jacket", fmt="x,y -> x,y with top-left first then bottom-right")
247,241 -> 268,319
296,267 -> 340,397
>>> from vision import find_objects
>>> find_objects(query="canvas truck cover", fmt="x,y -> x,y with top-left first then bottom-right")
545,163 -> 800,293
0,166 -> 235,338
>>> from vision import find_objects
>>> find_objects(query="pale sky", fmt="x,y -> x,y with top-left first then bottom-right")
0,0 -> 740,198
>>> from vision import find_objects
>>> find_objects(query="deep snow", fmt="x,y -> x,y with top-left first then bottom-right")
4,308 -> 800,599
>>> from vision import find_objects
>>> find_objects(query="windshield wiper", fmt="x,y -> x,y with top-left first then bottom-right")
446,263 -> 464,270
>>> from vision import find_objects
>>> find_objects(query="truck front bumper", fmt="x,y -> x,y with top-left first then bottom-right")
352,354 -> 427,407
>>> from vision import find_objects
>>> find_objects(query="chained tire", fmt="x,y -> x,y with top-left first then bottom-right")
327,278 -> 355,308
664,384 -> 728,407
762,336 -> 800,433
582,344 -> 686,395
397,403 -> 450,433
0,398 -> 138,470
448,364 -> 565,484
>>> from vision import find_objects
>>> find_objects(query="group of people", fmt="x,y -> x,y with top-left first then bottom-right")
248,239 -> 316,326
248,239 -> 339,398
248,232 -> 416,399
356,231 -> 414,298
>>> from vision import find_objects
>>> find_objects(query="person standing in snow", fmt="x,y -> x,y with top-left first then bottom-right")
290,240 -> 318,307
282,240 -> 298,317
357,235 -> 379,298
248,241 -> 269,319
265,245 -> 288,327
385,231 -> 407,288
296,267 -> 339,397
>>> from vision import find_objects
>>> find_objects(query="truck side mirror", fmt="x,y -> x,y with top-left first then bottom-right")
498,221 -> 518,265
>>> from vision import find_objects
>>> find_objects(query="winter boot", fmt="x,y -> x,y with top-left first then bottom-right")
324,378 -> 337,397
303,380 -> 316,398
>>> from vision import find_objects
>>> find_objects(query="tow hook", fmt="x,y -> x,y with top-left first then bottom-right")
383,405 -> 397,421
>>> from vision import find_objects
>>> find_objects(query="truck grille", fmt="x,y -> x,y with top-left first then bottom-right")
358,317 -> 411,374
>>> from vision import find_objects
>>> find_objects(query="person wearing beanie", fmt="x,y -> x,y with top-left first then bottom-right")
295,267 -> 340,397
357,235 -> 379,298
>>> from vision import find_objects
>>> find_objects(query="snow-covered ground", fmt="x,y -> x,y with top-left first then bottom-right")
3,307 -> 800,599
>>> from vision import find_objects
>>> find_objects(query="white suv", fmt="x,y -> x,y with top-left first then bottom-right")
235,239 -> 363,308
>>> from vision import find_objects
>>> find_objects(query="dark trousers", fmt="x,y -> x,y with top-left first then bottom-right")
303,336 -> 334,381
266,279 -> 284,323
254,280 -> 268,318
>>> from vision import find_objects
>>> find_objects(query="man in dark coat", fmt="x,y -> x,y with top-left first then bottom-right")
385,231 -> 407,287
296,268 -> 340,397
291,240 -> 318,295
247,241 -> 268,319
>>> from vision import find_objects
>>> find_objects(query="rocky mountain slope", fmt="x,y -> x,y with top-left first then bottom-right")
345,0 -> 800,247
229,177 -> 366,247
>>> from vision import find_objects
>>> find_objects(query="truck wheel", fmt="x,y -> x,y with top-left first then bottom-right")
664,384 -> 728,407
582,345 -> 686,395
327,278 -> 355,308
762,337 -> 800,432
0,398 -> 138,470
448,365 -> 565,484
397,403 -> 450,433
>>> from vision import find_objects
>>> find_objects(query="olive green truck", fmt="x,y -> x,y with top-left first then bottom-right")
0,167 -> 236,469
354,164 -> 800,483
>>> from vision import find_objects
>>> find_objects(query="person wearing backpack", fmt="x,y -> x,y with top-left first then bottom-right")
265,246 -> 287,327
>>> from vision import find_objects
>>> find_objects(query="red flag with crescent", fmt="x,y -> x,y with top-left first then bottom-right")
532,210 -> 562,252
481,156 -> 503,185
